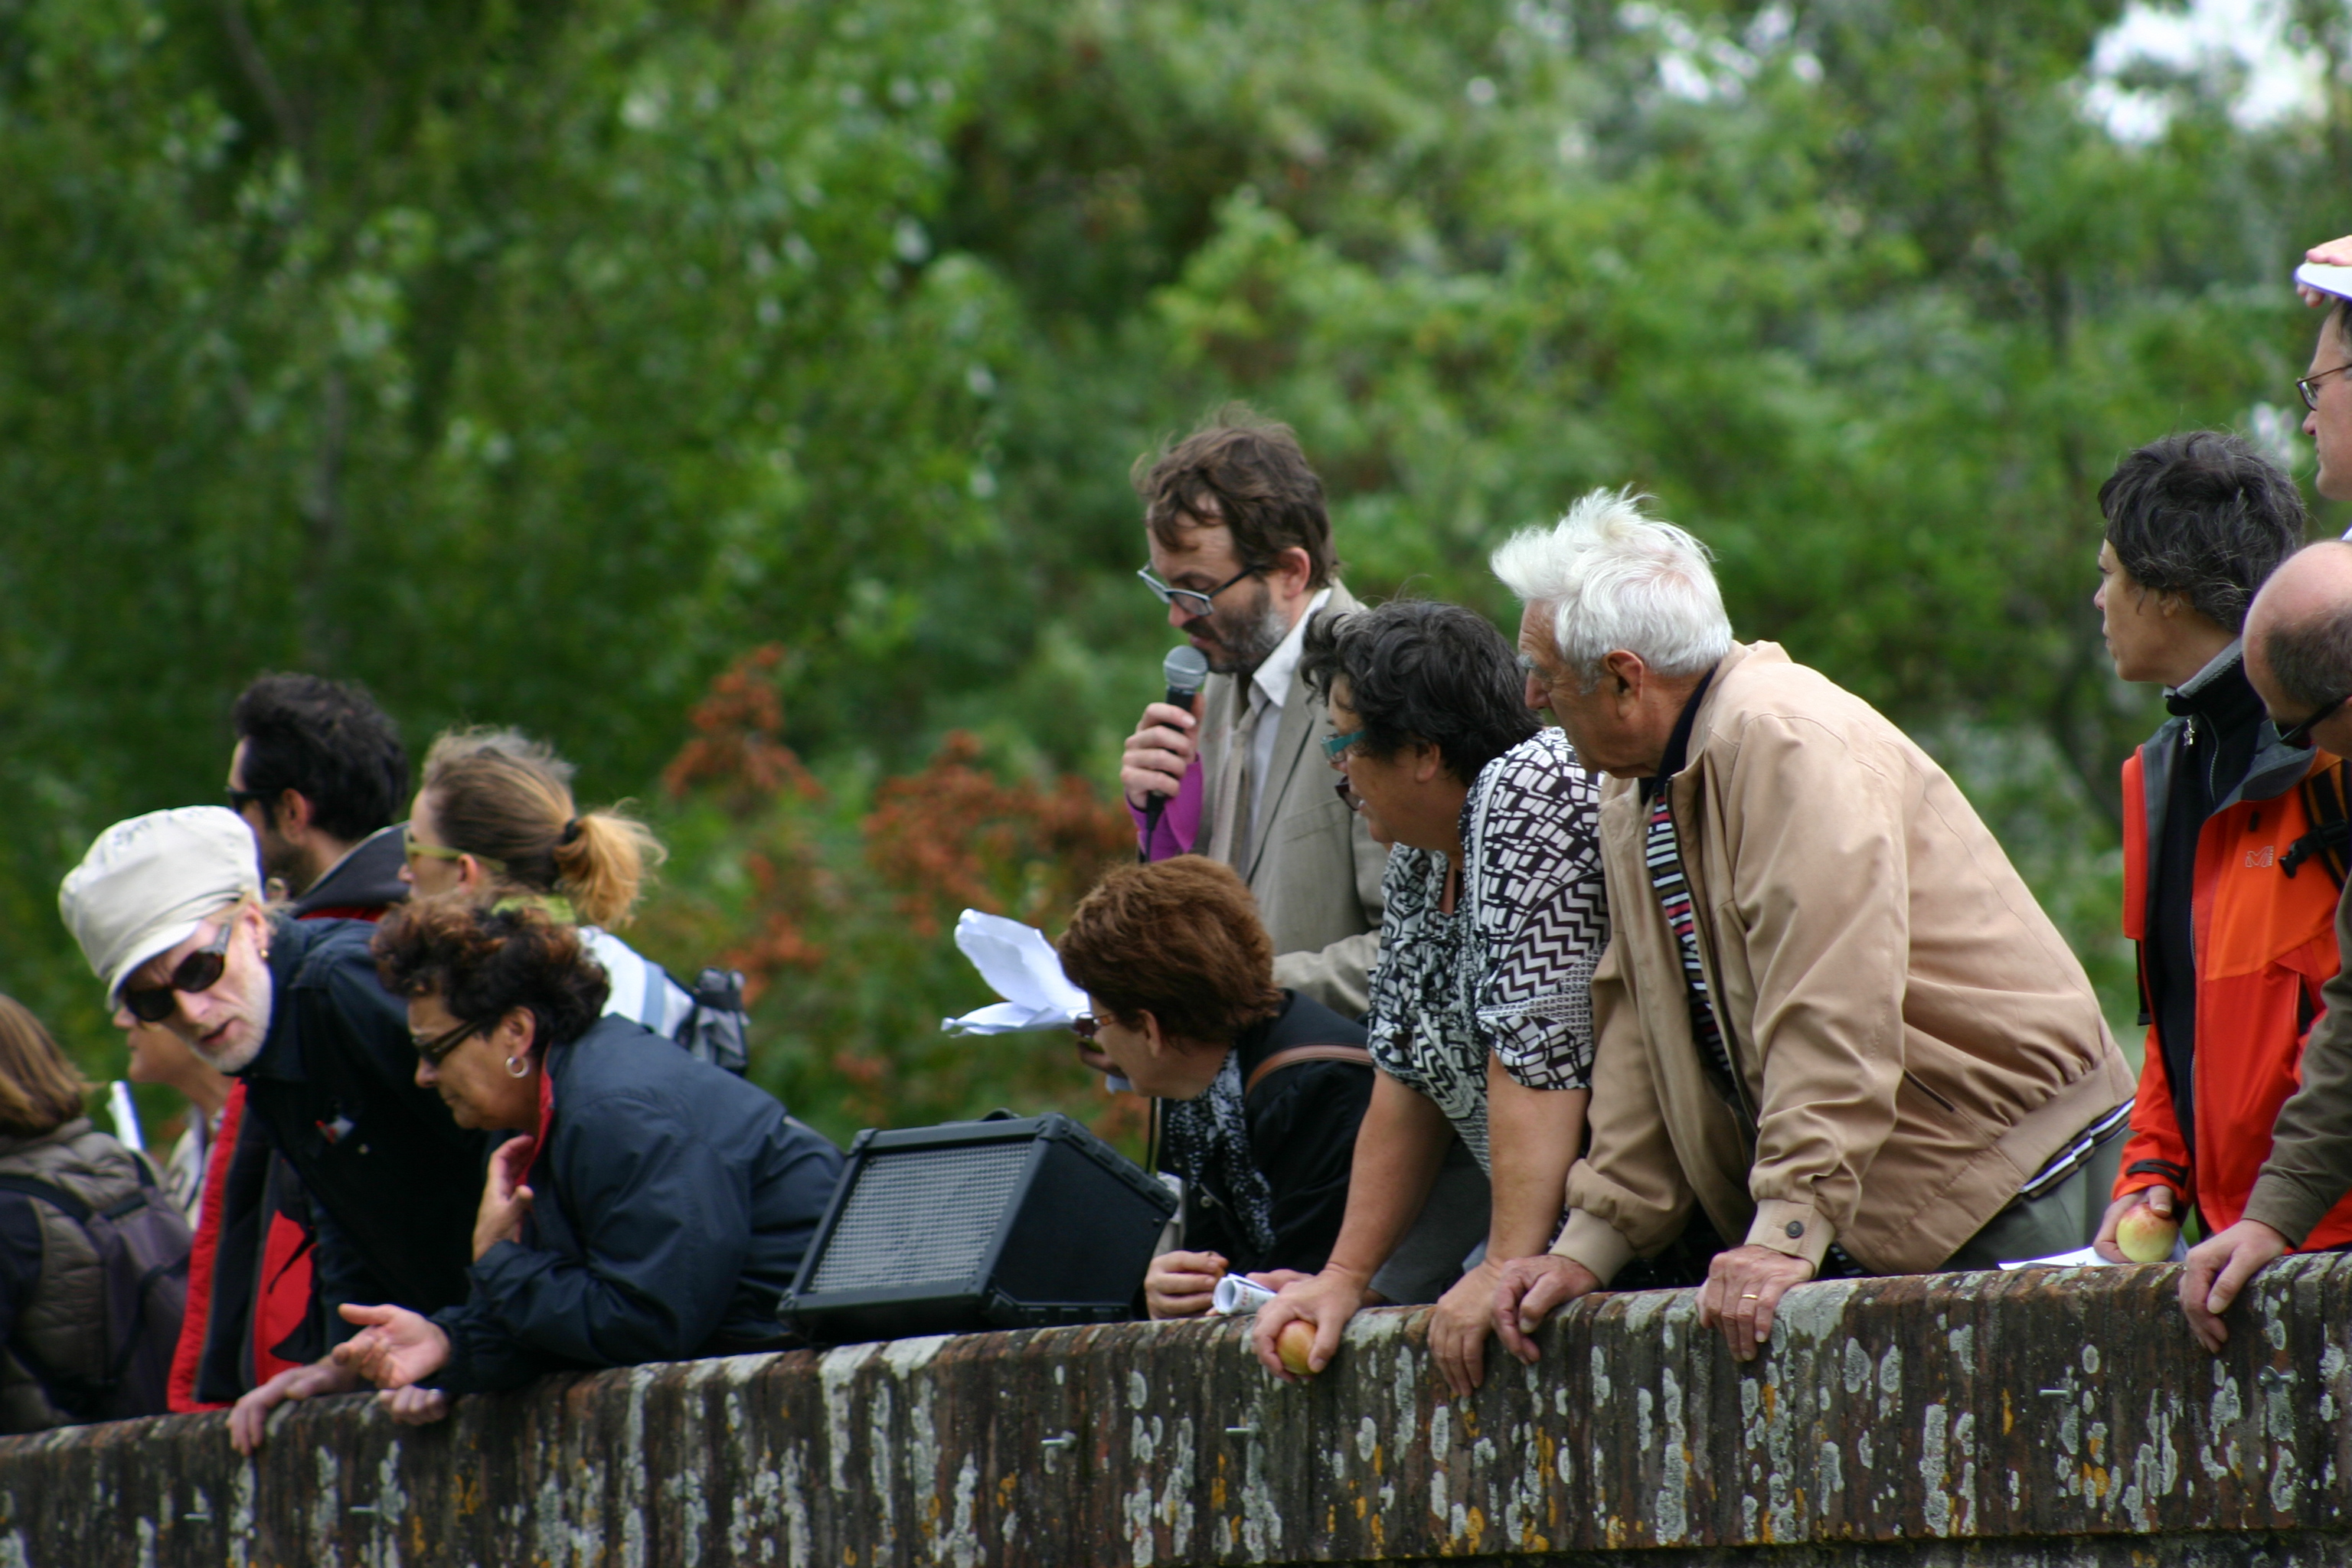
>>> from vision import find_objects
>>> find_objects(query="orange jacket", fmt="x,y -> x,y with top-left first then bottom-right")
2118,736 -> 2352,1246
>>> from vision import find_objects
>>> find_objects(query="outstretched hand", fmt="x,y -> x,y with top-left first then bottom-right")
332,1302 -> 454,1391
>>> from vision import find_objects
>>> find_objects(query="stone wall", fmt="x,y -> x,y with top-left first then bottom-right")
2,1256 -> 2349,1566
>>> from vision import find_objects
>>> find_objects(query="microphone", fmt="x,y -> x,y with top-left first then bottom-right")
1141,645 -> 1210,862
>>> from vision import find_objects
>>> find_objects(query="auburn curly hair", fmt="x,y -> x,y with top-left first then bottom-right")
1056,857 -> 1282,1047
372,897 -> 610,1050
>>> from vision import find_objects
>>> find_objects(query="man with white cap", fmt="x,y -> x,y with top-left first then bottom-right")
59,808 -> 488,1450
2287,237 -> 2352,517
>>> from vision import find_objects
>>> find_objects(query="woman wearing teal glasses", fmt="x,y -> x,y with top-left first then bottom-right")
1251,599 -> 1605,1401
398,729 -> 694,1039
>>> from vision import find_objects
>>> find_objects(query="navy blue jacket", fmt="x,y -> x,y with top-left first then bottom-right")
428,1014 -> 843,1393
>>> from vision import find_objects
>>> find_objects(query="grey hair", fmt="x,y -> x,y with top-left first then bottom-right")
1489,488 -> 1733,686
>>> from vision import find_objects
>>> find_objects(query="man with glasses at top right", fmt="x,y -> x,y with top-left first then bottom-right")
1116,406 -> 1387,1019
58,808 -> 487,1451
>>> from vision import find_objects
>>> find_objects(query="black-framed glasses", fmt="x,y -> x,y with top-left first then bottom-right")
226,786 -> 267,816
412,1017 -> 485,1067
1135,563 -> 1261,619
2300,363 -> 2352,411
122,922 -> 236,1023
2279,694 -> 2349,750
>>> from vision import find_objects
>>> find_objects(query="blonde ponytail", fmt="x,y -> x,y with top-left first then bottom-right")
550,808 -> 666,929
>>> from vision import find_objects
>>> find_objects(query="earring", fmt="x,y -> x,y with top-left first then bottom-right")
505,1056 -> 532,1079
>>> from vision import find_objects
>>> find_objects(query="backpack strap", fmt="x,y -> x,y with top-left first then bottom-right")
1243,1044 -> 1374,1099
0,1174 -> 93,1225
2285,760 -> 2352,888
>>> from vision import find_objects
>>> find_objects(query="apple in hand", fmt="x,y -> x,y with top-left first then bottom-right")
1276,1319 -> 1318,1377
2115,1205 -> 2180,1264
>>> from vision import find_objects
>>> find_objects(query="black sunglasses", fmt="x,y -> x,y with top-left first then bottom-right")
1070,1014 -> 1103,1041
2279,694 -> 2349,750
412,1017 -> 485,1067
122,922 -> 236,1024
226,786 -> 268,815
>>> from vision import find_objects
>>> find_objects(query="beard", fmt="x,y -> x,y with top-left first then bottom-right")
178,987 -> 274,1075
1194,584 -> 1294,678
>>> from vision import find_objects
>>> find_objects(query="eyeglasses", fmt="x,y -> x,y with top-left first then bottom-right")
122,922 -> 236,1024
226,786 -> 268,816
1135,563 -> 1262,619
412,1017 -> 485,1067
1070,1014 -> 1102,1041
2300,363 -> 2352,411
1320,729 -> 1366,763
2278,694 -> 2349,750
403,827 -> 505,876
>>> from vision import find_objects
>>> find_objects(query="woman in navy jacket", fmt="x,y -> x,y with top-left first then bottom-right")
332,900 -> 841,1419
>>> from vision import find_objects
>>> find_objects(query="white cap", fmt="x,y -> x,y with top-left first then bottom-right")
58,807 -> 263,1005
2297,262 -> 2352,304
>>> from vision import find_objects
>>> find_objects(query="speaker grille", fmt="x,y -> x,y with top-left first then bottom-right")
808,1141 -> 1034,1292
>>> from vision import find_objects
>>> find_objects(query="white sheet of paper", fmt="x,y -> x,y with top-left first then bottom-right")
940,910 -> 1090,1034
2296,261 -> 2352,302
1996,1245 -> 2111,1271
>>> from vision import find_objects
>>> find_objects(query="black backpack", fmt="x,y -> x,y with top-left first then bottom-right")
0,1169 -> 190,1423
2285,760 -> 2352,890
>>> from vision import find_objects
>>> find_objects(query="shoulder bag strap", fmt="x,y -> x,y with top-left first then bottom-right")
1243,1044 -> 1374,1099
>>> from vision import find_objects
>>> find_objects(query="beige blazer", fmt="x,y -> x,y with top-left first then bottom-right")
1551,642 -> 2134,1279
1194,582 -> 1387,1017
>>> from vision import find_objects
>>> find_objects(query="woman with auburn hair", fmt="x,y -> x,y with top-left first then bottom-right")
399,727 -> 694,1037
1058,856 -> 1375,1319
0,995 -> 189,1432
325,902 -> 841,1423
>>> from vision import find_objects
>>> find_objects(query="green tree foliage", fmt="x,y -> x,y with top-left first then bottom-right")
3,0 -> 2346,1109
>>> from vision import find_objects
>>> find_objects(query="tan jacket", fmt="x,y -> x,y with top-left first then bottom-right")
1552,643 -> 2134,1279
1195,582 -> 1387,1016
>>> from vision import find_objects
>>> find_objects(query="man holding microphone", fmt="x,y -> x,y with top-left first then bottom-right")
1117,407 -> 1385,1017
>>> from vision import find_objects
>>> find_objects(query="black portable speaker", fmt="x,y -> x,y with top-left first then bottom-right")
779,1112 -> 1177,1344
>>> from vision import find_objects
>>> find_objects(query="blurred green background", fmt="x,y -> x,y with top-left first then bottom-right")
4,0 -> 2344,1151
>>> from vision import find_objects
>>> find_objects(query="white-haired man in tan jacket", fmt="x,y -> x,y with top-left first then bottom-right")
1488,491 -> 2135,1364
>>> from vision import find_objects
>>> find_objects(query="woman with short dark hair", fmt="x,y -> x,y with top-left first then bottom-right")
1057,856 -> 1374,1318
2089,432 -> 2352,1261
1252,599 -> 1607,1399
325,902 -> 842,1421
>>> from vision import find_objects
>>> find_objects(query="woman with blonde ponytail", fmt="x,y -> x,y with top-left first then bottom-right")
397,730 -> 694,1037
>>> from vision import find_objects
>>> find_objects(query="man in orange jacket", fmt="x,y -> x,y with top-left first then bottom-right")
2092,433 -> 2352,1261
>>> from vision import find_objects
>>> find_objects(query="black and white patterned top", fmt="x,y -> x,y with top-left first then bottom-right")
1365,729 -> 1609,1173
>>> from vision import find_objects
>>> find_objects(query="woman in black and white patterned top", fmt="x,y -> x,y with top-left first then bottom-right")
1250,600 -> 1607,1400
